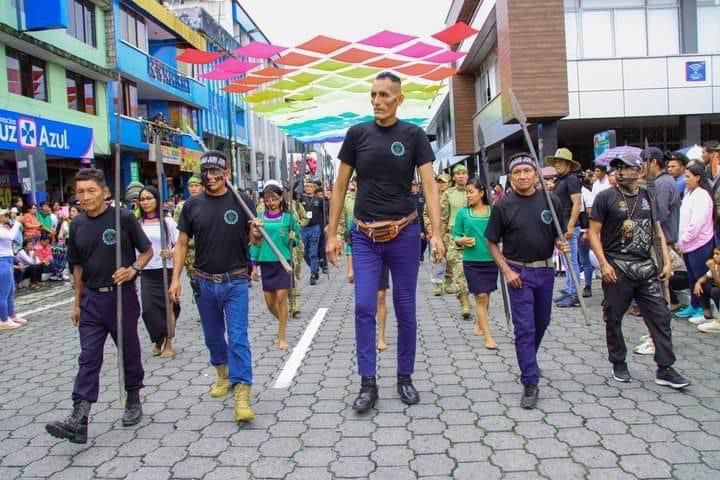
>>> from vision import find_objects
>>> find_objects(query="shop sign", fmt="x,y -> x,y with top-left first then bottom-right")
130,161 -> 140,183
180,148 -> 202,173
0,109 -> 94,159
150,145 -> 182,165
593,130 -> 616,159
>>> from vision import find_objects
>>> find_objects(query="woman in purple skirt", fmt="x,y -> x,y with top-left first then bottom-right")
453,177 -> 498,349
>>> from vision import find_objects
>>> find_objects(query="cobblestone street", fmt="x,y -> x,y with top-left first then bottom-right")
1,262 -> 719,479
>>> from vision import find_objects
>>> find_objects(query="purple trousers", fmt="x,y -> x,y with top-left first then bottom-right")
351,223 -> 420,377
507,265 -> 555,386
72,284 -> 144,403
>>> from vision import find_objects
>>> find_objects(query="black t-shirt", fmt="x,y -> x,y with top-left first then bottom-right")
591,187 -> 653,262
484,190 -> 562,262
338,120 -> 435,221
554,173 -> 581,227
301,195 -> 325,227
178,190 -> 254,274
67,207 -> 151,289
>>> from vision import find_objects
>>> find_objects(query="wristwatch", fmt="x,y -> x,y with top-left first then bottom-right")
131,261 -> 142,275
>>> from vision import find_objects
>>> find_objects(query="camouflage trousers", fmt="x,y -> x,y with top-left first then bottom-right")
289,244 -> 304,311
444,233 -> 468,296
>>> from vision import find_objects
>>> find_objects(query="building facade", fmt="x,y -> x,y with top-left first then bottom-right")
430,0 -> 720,178
0,0 -> 114,203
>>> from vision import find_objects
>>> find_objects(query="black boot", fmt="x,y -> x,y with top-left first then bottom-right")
352,376 -> 378,412
397,374 -> 420,405
45,400 -> 90,444
122,389 -> 143,426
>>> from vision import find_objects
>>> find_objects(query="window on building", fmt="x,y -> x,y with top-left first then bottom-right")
474,54 -> 499,111
565,0 -> 679,58
120,5 -> 148,52
5,48 -> 47,101
121,79 -> 138,117
66,71 -> 96,114
67,0 -> 96,47
168,102 -> 198,131
698,0 -> 720,53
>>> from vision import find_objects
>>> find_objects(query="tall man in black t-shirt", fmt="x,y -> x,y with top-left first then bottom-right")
485,154 -> 568,410
169,151 -> 262,422
327,72 -> 444,412
588,152 -> 690,389
45,168 -> 153,444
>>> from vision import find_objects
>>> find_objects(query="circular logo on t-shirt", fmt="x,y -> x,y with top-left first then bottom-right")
390,141 -> 405,157
102,228 -> 117,246
540,210 -> 553,225
224,209 -> 239,225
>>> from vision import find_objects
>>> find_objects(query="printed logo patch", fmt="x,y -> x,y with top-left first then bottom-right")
541,210 -> 553,225
224,209 -> 239,225
102,228 -> 117,246
390,141 -> 405,157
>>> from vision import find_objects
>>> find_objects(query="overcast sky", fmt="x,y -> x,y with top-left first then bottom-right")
240,0 -> 454,48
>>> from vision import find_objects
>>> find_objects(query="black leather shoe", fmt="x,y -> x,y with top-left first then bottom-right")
397,374 -> 420,405
309,275 -> 317,286
520,384 -> 539,409
352,376 -> 378,412
122,389 -> 143,426
46,400 -> 90,444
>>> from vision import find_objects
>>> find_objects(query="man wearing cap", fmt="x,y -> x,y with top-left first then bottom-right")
441,164 -> 472,318
125,181 -> 145,218
546,148 -> 583,308
173,175 -> 204,295
485,154 -> 568,409
588,152 -> 690,390
300,178 -> 325,285
169,151 -> 262,422
425,173 -> 452,296
326,71 -> 444,413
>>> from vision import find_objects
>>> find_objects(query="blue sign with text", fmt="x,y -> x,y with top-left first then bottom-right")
24,0 -> 67,31
0,109 -> 94,158
686,61 -> 706,82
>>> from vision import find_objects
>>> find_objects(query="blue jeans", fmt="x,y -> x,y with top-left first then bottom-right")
0,257 -> 16,321
564,226 -> 582,295
577,235 -> 593,288
351,223 -> 421,377
196,277 -> 252,385
507,265 -> 555,385
684,239 -> 714,309
301,224 -> 321,275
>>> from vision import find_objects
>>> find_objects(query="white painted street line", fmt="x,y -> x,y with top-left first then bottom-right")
273,307 -> 328,389
17,297 -> 74,318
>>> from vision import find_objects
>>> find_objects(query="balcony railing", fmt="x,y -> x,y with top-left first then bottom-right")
142,120 -> 185,147
148,57 -> 191,93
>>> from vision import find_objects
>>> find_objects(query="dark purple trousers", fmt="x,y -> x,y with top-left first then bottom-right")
72,284 -> 144,403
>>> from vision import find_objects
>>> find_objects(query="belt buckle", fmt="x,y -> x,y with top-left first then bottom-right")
211,274 -> 224,284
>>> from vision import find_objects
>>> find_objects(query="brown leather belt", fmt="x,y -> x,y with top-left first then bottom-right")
193,268 -> 249,283
355,210 -> 418,243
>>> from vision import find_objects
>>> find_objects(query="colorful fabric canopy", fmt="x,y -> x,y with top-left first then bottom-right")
176,22 -> 479,143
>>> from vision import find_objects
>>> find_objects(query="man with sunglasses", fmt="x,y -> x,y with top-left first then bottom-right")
169,151 -> 262,422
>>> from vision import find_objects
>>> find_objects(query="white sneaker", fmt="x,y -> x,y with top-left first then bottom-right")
11,316 -> 27,325
698,320 -> 720,333
689,315 -> 710,325
0,320 -> 20,330
633,339 -> 655,355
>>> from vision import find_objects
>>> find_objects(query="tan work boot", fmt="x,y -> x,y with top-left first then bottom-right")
460,294 -> 472,319
209,364 -> 231,398
433,283 -> 443,296
234,384 -> 256,422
